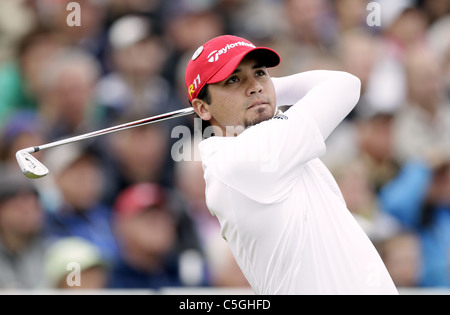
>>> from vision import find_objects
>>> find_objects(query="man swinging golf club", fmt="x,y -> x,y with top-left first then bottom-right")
185,35 -> 398,294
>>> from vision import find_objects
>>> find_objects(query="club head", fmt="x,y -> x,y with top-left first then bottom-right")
16,149 -> 49,179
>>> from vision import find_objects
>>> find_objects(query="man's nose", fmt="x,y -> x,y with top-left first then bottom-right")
246,77 -> 263,96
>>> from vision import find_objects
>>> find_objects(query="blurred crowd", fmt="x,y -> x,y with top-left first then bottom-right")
0,0 -> 449,291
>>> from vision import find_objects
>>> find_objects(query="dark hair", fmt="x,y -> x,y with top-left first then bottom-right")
197,84 -> 211,104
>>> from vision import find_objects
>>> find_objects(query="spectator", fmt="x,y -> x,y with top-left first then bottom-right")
426,15 -> 450,99
0,110 -> 46,169
44,237 -> 108,289
325,111 -> 402,240
36,48 -> 103,141
335,28 -> 407,118
43,142 -> 119,263
274,0 -> 336,74
375,232 -> 422,287
393,45 -> 450,163
216,0 -> 282,41
331,158 -> 401,241
109,182 -> 206,289
379,159 -> 450,286
97,15 -> 179,124
174,144 -> 216,247
32,0 -> 109,72
333,0 -> 375,34
0,166 -> 46,289
355,113 -> 400,192
173,141 -> 249,287
0,0 -> 37,64
361,5 -> 430,117
106,0 -> 166,23
417,0 -> 450,26
283,0 -> 335,49
382,7 -> 428,58
105,113 -> 173,196
335,28 -> 380,118
163,3 -> 225,87
0,27 -> 63,127
333,161 -> 379,222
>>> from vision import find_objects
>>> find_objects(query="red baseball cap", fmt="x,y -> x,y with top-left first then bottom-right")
185,35 -> 280,102
114,183 -> 166,219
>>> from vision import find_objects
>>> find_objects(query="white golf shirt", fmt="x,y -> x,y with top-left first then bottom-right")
199,71 -> 398,294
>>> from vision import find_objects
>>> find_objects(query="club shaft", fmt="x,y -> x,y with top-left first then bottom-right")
28,107 -> 195,153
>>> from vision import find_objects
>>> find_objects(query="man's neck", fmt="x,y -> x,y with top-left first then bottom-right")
210,107 -> 281,138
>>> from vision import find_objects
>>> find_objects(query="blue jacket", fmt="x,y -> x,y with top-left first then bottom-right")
379,161 -> 450,286
45,203 -> 119,264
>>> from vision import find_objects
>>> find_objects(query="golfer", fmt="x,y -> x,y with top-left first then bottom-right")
185,35 -> 398,294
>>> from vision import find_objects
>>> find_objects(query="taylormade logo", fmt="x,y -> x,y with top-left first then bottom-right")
207,41 -> 256,63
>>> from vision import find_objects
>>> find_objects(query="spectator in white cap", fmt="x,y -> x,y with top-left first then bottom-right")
44,236 -> 108,289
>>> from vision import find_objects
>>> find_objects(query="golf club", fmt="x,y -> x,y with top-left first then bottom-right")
16,107 -> 196,179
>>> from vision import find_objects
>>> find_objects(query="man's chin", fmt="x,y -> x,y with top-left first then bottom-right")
244,107 -> 274,128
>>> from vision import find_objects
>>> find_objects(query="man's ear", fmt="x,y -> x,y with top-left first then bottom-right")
191,98 -> 212,121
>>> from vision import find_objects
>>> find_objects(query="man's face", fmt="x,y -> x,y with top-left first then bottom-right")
192,56 -> 276,136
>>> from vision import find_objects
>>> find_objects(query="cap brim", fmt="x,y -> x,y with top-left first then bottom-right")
207,47 -> 280,84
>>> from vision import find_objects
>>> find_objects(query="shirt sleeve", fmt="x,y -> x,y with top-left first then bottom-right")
272,70 -> 361,141
205,71 -> 361,204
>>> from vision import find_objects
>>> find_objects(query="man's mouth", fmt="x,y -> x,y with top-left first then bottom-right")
247,101 -> 268,110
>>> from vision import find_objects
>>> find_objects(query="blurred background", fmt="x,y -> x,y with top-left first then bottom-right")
0,0 -> 449,293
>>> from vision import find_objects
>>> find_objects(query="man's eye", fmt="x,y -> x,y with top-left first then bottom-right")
226,76 -> 239,84
255,69 -> 266,76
